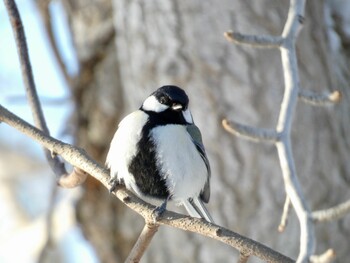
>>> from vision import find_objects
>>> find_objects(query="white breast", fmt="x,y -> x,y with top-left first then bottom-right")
150,125 -> 208,202
106,110 -> 148,193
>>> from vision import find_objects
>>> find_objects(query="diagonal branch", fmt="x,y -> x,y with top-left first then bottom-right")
3,1 -> 86,260
0,104 -> 107,184
118,182 -> 294,263
3,0 -> 86,186
0,104 -> 294,263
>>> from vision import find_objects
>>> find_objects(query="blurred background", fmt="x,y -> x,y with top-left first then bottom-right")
0,0 -> 349,262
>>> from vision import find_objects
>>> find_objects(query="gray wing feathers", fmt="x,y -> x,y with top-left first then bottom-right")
186,124 -> 211,203
183,198 -> 214,223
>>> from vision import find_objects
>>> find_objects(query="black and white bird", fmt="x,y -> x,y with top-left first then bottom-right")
106,85 -> 213,223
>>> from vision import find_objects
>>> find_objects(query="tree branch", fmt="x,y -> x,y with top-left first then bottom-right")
298,89 -> 341,106
3,1 -> 86,260
3,0 -> 86,186
310,249 -> 336,263
36,0 -> 72,84
0,104 -> 108,184
223,0 -> 326,261
222,119 -> 280,143
224,31 -> 284,48
0,104 -> 294,263
312,199 -> 350,223
271,1 -> 315,261
278,196 -> 291,232
124,223 -> 160,263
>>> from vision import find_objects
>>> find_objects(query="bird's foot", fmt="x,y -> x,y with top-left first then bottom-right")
108,178 -> 119,193
151,199 -> 168,222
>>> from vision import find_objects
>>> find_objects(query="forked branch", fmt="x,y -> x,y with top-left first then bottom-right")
222,0 -> 346,261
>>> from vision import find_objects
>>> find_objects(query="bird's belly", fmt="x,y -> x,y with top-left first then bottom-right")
150,125 -> 208,202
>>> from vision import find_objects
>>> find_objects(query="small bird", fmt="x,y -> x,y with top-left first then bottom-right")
106,85 -> 213,223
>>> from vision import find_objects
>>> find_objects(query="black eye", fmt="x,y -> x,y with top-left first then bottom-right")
159,96 -> 168,105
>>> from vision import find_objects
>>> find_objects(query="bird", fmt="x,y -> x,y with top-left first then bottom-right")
106,85 -> 213,223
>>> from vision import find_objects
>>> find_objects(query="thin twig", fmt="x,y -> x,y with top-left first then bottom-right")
278,196 -> 291,232
310,249 -> 336,263
37,181 -> 58,263
36,0 -> 72,84
0,104 -> 294,263
124,223 -> 160,263
224,31 -> 284,48
312,199 -> 350,223
222,119 -> 280,143
298,89 -> 341,106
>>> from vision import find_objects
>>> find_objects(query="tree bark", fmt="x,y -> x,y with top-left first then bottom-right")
60,0 -> 350,262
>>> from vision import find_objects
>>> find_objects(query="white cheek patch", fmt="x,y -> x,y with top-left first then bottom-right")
142,95 -> 168,112
182,109 -> 193,123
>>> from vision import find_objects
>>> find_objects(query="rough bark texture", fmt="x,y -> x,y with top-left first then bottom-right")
60,0 -> 350,262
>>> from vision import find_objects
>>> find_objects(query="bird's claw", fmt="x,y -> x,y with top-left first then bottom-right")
152,206 -> 165,222
108,178 -> 118,193
151,200 -> 168,222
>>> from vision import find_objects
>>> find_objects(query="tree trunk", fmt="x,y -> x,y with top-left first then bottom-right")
61,0 -> 350,261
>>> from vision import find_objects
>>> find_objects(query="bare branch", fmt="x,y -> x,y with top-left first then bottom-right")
3,0 -> 74,182
36,0 -> 72,84
125,223 -> 160,263
58,167 -> 88,188
118,184 -> 294,263
274,1 -> 316,262
37,181 -> 58,263
3,1 -> 79,259
0,104 -> 108,184
298,89 -> 341,106
278,196 -> 291,232
224,0 -> 348,261
310,249 -> 336,263
225,0 -> 316,261
222,119 -> 280,143
0,104 -> 294,263
312,199 -> 350,223
224,31 -> 284,48
3,0 -> 47,132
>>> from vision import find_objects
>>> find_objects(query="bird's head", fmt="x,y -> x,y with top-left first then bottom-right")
141,85 -> 193,124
